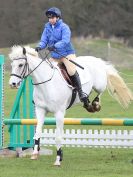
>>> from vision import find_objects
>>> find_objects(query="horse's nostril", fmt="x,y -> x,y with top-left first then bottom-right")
12,82 -> 16,86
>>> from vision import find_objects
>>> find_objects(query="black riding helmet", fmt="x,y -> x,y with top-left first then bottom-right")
45,7 -> 61,18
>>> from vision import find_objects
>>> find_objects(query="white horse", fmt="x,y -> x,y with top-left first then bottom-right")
9,46 -> 133,166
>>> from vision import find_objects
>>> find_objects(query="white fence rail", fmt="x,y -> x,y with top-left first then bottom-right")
40,129 -> 133,148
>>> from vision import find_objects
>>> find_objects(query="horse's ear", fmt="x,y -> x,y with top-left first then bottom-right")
23,47 -> 26,55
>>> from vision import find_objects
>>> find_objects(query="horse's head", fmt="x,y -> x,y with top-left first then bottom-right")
9,45 -> 39,88
9,45 -> 29,88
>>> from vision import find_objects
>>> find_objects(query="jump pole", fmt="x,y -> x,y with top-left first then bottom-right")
4,118 -> 133,126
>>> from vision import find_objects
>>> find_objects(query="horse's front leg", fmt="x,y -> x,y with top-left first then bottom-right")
31,106 -> 46,160
54,110 -> 65,166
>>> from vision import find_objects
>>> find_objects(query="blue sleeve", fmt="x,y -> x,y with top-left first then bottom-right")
54,25 -> 71,49
38,27 -> 48,49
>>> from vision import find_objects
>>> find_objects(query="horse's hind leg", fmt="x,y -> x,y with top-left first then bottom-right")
54,110 -> 65,166
83,93 -> 102,113
92,94 -> 101,112
83,99 -> 95,113
31,106 -> 46,160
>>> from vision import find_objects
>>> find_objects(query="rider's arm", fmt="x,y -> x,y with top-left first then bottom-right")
38,27 -> 48,49
54,24 -> 71,49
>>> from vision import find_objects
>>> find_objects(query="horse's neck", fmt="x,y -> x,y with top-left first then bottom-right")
27,55 -> 53,83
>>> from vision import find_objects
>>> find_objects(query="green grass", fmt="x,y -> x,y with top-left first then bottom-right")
1,38 -> 133,177
73,38 -> 133,69
0,148 -> 133,177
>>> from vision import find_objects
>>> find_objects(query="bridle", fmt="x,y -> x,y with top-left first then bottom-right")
10,51 -> 55,85
10,57 -> 29,79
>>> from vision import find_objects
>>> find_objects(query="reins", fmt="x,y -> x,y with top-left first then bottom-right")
52,49 -> 84,70
24,50 -> 51,79
31,50 -> 55,85
10,50 -> 56,85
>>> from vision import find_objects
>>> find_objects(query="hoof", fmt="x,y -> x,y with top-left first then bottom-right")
95,105 -> 101,112
54,161 -> 61,166
30,153 -> 39,160
92,101 -> 101,112
54,156 -> 61,166
84,104 -> 95,113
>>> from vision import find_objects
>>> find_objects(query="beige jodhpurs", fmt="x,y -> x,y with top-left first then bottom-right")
51,54 -> 76,76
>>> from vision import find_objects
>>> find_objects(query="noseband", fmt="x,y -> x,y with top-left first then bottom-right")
10,57 -> 29,79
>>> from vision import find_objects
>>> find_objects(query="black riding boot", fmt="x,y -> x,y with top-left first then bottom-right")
70,72 -> 96,112
70,71 -> 88,105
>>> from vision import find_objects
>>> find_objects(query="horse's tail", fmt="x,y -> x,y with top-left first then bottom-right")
106,64 -> 133,108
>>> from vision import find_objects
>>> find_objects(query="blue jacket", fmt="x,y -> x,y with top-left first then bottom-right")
38,19 -> 75,59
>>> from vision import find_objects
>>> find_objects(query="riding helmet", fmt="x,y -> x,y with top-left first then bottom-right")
45,7 -> 61,18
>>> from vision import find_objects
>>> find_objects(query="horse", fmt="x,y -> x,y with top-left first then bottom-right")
9,45 -> 133,166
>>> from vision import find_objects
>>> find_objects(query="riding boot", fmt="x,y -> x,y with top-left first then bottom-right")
70,72 -> 96,112
70,71 -> 88,105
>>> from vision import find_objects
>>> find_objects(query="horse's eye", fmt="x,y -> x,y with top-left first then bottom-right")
19,64 -> 23,68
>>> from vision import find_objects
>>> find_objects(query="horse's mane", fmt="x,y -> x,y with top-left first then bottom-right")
25,46 -> 38,57
9,45 -> 38,60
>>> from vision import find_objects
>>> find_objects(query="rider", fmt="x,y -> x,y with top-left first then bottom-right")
35,7 -> 88,106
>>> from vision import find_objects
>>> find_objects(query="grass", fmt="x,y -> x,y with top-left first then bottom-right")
73,37 -> 133,69
1,38 -> 133,177
0,148 -> 133,177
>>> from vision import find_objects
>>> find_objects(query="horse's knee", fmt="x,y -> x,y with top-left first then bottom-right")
55,111 -> 64,127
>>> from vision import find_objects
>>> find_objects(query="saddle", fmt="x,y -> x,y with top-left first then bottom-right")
57,63 -> 73,86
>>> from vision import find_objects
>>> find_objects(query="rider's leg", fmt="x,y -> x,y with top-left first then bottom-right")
60,54 -> 76,76
61,55 -> 88,104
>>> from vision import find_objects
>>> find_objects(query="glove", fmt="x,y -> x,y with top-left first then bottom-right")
35,47 -> 41,52
47,46 -> 55,51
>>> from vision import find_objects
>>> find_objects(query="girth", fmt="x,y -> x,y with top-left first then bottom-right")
67,88 -> 77,109
57,63 -> 77,109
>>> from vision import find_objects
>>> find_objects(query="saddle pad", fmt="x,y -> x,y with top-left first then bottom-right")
76,65 -> 91,85
52,60 -> 91,86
